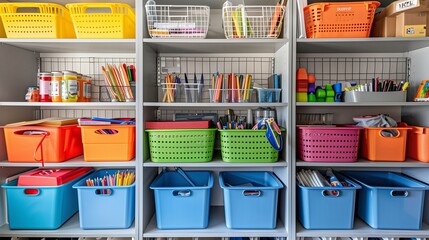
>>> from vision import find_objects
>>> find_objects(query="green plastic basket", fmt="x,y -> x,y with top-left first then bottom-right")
146,129 -> 217,163
219,129 -> 282,163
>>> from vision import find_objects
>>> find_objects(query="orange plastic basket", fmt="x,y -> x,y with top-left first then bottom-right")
407,126 -> 429,162
360,127 -> 411,161
304,1 -> 380,38
0,3 -> 76,38
4,125 -> 83,163
80,125 -> 135,161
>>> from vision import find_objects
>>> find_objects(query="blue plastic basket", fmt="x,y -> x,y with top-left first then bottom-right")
73,169 -> 135,229
219,171 -> 284,229
297,173 -> 361,229
1,171 -> 91,230
343,171 -> 429,229
150,170 -> 213,229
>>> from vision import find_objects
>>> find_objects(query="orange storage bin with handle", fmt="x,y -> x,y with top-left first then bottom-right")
304,1 -> 380,38
407,126 -> 429,162
4,125 -> 83,164
360,127 -> 411,161
80,125 -> 135,161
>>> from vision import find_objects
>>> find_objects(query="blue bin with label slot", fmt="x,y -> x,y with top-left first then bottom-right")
1,171 -> 91,230
219,171 -> 284,229
73,169 -> 135,229
297,173 -> 361,229
150,170 -> 213,229
343,171 -> 429,229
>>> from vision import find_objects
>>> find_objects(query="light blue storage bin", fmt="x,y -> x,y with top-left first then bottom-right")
150,170 -> 213,229
219,171 -> 284,229
343,171 -> 429,230
297,173 -> 361,229
1,171 -> 90,230
73,169 -> 135,229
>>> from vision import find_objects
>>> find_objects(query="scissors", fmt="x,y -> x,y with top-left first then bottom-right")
252,118 -> 283,151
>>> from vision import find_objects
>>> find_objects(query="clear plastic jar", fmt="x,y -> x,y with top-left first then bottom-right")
25,86 -> 40,102
61,70 -> 78,102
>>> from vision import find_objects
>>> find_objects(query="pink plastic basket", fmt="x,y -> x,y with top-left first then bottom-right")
297,126 -> 361,162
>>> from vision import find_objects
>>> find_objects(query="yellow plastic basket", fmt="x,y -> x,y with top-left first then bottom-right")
0,18 -> 5,38
66,3 -> 135,39
0,3 -> 76,38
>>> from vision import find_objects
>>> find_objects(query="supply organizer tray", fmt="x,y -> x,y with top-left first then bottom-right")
344,91 -> 407,102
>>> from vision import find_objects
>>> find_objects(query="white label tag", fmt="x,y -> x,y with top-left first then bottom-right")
396,0 -> 418,12
154,22 -> 196,29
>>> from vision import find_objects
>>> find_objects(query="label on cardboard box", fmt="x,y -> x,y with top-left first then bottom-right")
396,0 -> 419,12
404,24 -> 427,36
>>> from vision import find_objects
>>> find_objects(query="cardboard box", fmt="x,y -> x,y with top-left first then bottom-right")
371,0 -> 429,37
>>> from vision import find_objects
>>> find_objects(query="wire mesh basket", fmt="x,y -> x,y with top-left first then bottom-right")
222,5 -> 286,39
145,3 -> 210,38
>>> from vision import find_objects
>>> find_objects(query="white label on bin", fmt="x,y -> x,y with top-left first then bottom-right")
154,22 -> 196,29
337,7 -> 352,11
396,0 -> 418,12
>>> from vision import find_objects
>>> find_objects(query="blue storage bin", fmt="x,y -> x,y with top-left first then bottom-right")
73,169 -> 135,229
297,173 -> 361,229
1,171 -> 91,230
219,171 -> 284,229
150,170 -> 213,229
343,171 -> 429,230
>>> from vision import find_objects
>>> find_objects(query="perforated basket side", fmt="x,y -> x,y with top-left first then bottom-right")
219,130 -> 279,163
298,127 -> 360,162
146,129 -> 216,163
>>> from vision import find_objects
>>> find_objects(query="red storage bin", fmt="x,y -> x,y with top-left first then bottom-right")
4,125 -> 83,163
18,167 -> 93,186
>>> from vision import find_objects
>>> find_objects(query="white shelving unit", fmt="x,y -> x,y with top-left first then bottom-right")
292,0 -> 429,239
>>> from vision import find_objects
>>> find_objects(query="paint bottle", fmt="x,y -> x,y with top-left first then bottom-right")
61,70 -> 78,102
51,71 -> 62,102
39,72 -> 52,102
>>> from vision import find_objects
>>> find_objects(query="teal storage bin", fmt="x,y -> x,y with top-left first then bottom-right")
150,170 -> 213,229
297,173 -> 361,229
343,171 -> 429,229
1,172 -> 90,230
73,169 -> 135,229
219,171 -> 284,229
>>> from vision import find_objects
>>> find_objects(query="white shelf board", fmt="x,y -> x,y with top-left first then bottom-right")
297,37 -> 429,53
144,38 -> 287,53
0,39 -> 135,53
144,158 -> 288,168
143,102 -> 287,107
297,218 -> 429,238
0,213 -> 136,238
144,0 -> 278,8
0,155 -> 136,167
143,206 -> 287,238
0,101 -> 136,108
296,102 -> 416,107
296,158 -> 429,167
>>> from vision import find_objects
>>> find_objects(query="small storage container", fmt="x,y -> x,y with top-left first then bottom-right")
222,5 -> 286,39
360,127 -> 411,161
150,170 -> 213,229
219,129 -> 283,163
256,88 -> 282,103
80,125 -> 135,161
66,3 -> 135,39
297,173 -> 361,229
219,171 -> 284,229
407,126 -> 429,162
73,169 -> 135,229
343,171 -> 429,229
145,4 -> 210,38
344,91 -> 407,103
146,129 -> 216,162
304,1 -> 380,38
0,2 -> 76,38
2,170 -> 92,229
297,126 -> 361,162
4,125 -> 83,163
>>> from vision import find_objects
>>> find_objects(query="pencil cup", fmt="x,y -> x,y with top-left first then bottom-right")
209,89 -> 254,103
256,88 -> 282,103
183,83 -> 203,103
161,83 -> 181,103
99,85 -> 136,102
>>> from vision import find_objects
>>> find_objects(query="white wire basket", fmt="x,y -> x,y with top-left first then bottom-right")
145,4 -> 210,38
222,5 -> 286,39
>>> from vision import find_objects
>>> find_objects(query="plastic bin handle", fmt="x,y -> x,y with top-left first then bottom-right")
71,3 -> 135,18
378,129 -> 400,138
173,190 -> 191,197
243,190 -> 261,197
24,188 -> 40,196
95,189 -> 112,196
322,190 -> 341,197
390,190 -> 408,197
